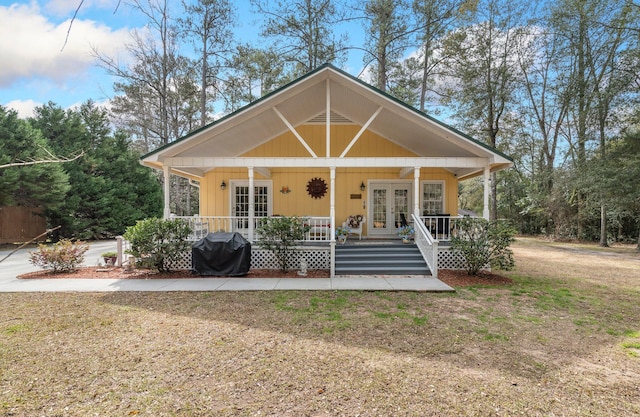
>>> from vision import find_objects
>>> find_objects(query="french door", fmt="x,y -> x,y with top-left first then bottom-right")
369,182 -> 412,236
231,181 -> 272,232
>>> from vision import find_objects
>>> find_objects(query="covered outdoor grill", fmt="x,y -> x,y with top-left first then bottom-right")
192,232 -> 251,276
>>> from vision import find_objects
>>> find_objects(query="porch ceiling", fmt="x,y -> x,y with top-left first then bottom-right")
142,64 -> 512,178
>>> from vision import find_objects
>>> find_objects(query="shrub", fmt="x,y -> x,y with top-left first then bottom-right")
122,218 -> 192,272
451,217 -> 516,276
29,239 -> 89,273
256,216 -> 310,273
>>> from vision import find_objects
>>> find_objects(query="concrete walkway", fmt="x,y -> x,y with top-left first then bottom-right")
0,241 -> 454,293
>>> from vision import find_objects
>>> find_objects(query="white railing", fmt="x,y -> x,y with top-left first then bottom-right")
304,217 -> 332,241
171,216 -> 333,242
412,213 -> 438,278
419,215 -> 462,241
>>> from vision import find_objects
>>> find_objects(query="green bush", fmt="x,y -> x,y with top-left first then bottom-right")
122,218 -> 192,272
451,217 -> 516,276
256,216 -> 310,273
29,239 -> 89,273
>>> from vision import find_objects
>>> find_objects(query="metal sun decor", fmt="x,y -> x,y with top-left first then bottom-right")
306,177 -> 327,199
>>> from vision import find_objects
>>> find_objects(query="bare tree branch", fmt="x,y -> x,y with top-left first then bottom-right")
62,0 -> 123,51
0,151 -> 84,169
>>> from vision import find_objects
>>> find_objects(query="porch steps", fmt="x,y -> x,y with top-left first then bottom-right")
334,244 -> 430,276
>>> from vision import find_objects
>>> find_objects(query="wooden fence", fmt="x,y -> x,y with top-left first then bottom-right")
0,206 -> 47,244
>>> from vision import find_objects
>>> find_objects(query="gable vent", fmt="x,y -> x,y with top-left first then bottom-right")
306,111 -> 354,124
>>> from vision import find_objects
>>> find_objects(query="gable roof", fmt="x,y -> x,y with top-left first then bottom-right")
141,63 -> 512,178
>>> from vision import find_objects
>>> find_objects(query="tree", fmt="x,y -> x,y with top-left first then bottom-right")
442,0 -> 526,219
30,101 -> 163,240
411,0 -> 472,111
223,44 -> 289,111
95,0 -> 199,149
0,106 -> 70,210
251,0 -> 347,77
550,0 -> 639,244
362,0 -> 409,92
178,0 -> 235,128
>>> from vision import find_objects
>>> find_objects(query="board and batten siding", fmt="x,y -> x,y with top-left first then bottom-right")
198,125 -> 458,233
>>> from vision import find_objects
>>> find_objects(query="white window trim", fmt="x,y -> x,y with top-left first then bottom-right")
229,180 -> 273,217
420,180 -> 446,215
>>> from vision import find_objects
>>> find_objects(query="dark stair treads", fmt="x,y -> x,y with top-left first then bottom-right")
335,244 -> 430,276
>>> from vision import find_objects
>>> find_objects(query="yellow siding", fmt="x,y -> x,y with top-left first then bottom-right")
199,167 -> 458,236
242,125 -> 418,158
198,124 -> 458,235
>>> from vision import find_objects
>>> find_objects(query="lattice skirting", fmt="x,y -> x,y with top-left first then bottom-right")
168,247 -> 469,271
438,247 -> 467,270
168,247 -> 331,271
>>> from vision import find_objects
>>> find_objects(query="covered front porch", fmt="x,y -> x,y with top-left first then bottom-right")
142,64 -> 512,278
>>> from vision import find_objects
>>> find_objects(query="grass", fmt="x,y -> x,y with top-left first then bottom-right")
1,237 -> 639,416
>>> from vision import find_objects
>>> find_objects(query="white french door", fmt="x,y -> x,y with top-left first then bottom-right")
369,182 -> 413,236
230,181 -> 272,233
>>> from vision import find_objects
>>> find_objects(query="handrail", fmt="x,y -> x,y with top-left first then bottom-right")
170,215 -> 332,242
412,213 -> 438,278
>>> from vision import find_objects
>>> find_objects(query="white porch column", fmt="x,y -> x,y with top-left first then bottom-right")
483,166 -> 490,220
248,167 -> 255,241
414,167 -> 421,217
330,167 -> 336,278
163,166 -> 171,219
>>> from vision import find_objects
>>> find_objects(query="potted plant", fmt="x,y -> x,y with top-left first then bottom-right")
335,227 -> 348,244
398,225 -> 414,243
101,251 -> 117,265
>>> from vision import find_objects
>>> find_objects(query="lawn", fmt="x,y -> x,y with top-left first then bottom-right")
1,237 -> 639,416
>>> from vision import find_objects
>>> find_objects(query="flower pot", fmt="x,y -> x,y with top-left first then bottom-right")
402,238 -> 411,244
337,235 -> 347,244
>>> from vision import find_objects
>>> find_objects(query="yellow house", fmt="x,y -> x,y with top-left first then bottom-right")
141,64 -> 512,276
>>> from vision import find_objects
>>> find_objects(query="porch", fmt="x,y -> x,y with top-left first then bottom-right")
163,214 -> 467,277
175,215 -> 463,243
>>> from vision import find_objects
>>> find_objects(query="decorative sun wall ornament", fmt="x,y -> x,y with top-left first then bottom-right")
306,177 -> 327,199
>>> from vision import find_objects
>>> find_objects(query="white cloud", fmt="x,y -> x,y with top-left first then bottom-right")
0,2 -> 130,88
5,99 -> 40,119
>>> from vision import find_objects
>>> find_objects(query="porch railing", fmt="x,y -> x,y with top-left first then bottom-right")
172,216 -> 333,242
412,213 -> 438,278
418,215 -> 462,241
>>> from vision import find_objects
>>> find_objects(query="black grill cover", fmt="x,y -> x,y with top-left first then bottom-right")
192,232 -> 251,276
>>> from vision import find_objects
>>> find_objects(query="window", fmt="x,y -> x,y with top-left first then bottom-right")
422,182 -> 444,215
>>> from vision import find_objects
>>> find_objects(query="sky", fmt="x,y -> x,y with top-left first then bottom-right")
0,0 -> 366,119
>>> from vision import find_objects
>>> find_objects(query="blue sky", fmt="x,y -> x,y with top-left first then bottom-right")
0,0 -> 366,119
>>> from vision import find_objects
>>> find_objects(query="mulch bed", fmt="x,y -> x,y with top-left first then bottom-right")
18,267 -> 512,287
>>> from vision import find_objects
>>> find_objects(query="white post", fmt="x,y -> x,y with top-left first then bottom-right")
248,167 -> 255,242
483,165 -> 490,220
330,167 -> 336,278
163,166 -> 171,219
414,167 -> 420,217
116,236 -> 124,267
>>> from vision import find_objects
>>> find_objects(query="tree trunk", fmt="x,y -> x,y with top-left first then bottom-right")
599,205 -> 608,247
